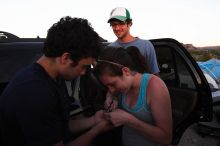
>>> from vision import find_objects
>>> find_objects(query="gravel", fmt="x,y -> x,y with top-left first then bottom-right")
177,124 -> 220,146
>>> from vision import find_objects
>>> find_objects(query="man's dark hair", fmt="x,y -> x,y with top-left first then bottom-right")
109,18 -> 132,24
125,19 -> 132,24
43,16 -> 102,62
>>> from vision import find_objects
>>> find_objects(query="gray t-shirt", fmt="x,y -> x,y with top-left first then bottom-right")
108,38 -> 159,74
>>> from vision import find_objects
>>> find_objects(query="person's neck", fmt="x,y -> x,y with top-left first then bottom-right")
128,73 -> 142,96
126,73 -> 142,101
118,34 -> 136,43
133,73 -> 142,89
37,55 -> 58,80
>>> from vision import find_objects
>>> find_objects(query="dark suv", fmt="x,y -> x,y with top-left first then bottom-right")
0,32 -> 213,145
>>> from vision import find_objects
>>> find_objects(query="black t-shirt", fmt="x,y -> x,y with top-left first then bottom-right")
0,63 -> 70,146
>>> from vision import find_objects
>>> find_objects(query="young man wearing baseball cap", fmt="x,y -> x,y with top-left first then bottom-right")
107,7 -> 159,75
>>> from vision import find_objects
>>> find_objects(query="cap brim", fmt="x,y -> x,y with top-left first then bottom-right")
107,16 -> 127,23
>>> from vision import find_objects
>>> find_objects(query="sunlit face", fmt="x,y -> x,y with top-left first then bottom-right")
99,70 -> 132,94
110,20 -> 130,39
61,57 -> 94,80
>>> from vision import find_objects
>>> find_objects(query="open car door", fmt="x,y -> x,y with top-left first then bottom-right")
151,38 -> 213,145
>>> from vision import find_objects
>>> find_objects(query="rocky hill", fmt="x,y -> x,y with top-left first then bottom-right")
183,44 -> 220,50
183,44 -> 220,60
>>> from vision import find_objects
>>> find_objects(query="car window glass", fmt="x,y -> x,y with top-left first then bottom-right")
174,51 -> 196,89
156,46 -> 196,89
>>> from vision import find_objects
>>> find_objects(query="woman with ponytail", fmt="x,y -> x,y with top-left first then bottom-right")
94,46 -> 172,146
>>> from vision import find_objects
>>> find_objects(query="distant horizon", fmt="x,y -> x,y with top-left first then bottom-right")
1,30 -> 219,48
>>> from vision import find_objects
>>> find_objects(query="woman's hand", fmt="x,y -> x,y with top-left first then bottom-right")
104,109 -> 132,127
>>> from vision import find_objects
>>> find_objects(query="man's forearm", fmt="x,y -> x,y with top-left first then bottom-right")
65,128 -> 98,146
68,116 -> 95,133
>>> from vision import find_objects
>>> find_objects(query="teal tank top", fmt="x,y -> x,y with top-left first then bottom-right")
120,73 -> 160,146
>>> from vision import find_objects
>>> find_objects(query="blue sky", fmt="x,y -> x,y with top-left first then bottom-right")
1,0 -> 219,47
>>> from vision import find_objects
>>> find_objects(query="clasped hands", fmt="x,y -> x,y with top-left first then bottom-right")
93,93 -> 131,132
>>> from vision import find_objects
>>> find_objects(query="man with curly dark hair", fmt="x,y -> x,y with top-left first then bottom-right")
0,16 -> 111,146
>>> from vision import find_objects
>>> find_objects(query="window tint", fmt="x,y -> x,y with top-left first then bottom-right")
156,46 -> 196,89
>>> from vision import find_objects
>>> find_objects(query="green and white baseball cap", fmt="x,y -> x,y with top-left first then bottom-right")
107,7 -> 131,23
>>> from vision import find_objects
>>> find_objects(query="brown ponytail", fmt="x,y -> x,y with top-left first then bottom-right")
126,46 -> 149,73
95,46 -> 149,77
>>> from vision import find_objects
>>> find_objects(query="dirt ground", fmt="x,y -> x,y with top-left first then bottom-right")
177,124 -> 220,146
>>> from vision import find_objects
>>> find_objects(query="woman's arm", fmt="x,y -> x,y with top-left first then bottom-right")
128,75 -> 172,145
148,75 -> 172,144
